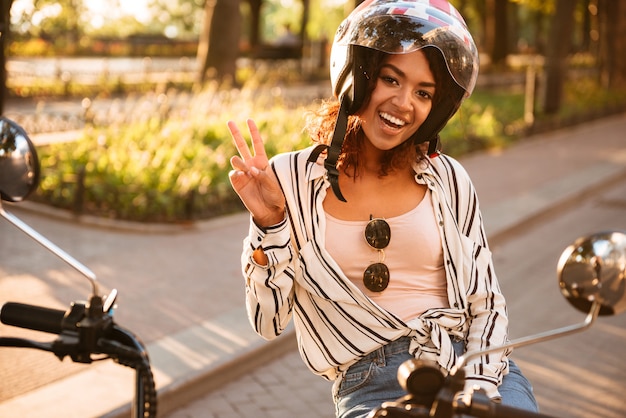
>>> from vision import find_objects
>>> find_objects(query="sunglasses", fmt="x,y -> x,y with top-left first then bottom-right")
363,216 -> 391,292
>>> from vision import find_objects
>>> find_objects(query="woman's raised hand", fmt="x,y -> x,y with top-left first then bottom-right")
228,119 -> 286,227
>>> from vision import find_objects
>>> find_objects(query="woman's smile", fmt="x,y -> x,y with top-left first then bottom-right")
379,111 -> 407,130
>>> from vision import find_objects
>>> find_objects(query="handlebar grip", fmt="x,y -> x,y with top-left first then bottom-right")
1,302 -> 66,334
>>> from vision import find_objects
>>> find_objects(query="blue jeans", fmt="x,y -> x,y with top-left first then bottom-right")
332,337 -> 538,418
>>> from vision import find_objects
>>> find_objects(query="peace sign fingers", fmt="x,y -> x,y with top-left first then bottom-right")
228,119 -> 268,172
227,119 -> 286,228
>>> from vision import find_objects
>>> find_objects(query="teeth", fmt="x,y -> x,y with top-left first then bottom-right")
380,112 -> 405,127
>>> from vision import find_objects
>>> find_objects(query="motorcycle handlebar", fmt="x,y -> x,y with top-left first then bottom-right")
0,301 -> 158,418
373,393 -> 557,418
1,302 -> 66,334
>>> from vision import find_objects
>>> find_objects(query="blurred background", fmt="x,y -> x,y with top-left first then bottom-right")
0,0 -> 625,223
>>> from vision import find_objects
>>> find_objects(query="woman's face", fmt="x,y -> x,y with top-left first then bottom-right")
358,49 -> 435,152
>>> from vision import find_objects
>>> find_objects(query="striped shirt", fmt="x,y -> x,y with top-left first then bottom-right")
240,145 -> 509,397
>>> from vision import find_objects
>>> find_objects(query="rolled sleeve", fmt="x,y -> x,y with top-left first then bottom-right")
245,214 -> 292,272
242,213 -> 296,339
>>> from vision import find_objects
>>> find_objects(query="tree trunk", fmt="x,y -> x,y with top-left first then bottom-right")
598,0 -> 626,89
196,0 -> 241,87
0,0 -> 12,115
299,0 -> 309,45
580,0 -> 592,52
248,0 -> 261,48
542,0 -> 577,115
484,0 -> 509,66
491,0 -> 509,65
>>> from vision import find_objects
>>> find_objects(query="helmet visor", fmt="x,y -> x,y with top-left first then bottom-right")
335,1 -> 478,95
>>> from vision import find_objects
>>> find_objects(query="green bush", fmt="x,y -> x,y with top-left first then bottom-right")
34,85 -> 313,222
441,90 -> 525,156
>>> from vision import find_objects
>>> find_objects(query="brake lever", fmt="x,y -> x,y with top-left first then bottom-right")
46,296 -> 113,363
103,289 -> 118,314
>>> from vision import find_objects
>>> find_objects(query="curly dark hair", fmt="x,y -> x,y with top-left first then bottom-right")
305,46 -> 453,178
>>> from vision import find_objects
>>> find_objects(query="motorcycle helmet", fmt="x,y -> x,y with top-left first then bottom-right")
323,0 -> 479,201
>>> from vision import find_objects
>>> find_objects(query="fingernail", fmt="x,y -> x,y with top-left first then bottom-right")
250,167 -> 260,175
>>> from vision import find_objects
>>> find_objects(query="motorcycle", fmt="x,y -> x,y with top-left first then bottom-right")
0,117 -> 157,418
368,232 -> 625,417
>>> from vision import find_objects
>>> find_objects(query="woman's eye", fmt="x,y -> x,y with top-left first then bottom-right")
417,90 -> 433,100
381,75 -> 398,85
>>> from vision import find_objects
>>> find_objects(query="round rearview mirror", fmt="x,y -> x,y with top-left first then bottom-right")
558,231 -> 626,316
0,117 -> 40,202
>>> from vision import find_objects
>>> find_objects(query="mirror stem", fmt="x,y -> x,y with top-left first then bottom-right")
452,301 -> 601,375
0,204 -> 99,296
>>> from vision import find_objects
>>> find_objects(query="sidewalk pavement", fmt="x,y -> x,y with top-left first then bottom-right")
0,112 -> 625,418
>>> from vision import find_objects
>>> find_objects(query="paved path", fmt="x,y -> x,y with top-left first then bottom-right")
0,113 -> 625,417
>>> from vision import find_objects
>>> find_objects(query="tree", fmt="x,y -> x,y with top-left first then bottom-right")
13,0 -> 86,51
196,0 -> 241,86
0,0 -> 12,115
542,0 -> 576,114
484,0 -> 509,66
247,0 -> 261,47
195,0 -> 318,87
509,0 -> 554,54
597,0 -> 626,89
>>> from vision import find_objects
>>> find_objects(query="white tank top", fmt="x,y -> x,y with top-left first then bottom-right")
325,192 -> 449,321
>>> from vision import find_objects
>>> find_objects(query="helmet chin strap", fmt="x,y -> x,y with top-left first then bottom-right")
324,97 -> 350,202
427,135 -> 442,158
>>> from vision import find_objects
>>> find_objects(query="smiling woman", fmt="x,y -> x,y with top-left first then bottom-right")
225,1 -> 540,417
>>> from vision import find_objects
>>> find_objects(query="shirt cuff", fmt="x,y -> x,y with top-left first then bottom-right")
464,378 -> 501,401
246,214 -> 292,269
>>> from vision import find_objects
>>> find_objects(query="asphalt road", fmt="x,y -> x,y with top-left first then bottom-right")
164,179 -> 626,418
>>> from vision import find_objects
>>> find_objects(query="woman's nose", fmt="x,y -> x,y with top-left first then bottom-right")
392,88 -> 413,110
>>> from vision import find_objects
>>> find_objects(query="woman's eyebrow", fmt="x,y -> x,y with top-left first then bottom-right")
382,63 -> 436,88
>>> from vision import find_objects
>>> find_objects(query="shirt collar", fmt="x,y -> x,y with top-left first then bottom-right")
305,146 -> 437,183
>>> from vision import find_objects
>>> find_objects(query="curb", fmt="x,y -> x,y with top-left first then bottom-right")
103,330 -> 297,418
486,166 -> 626,247
6,200 -> 197,234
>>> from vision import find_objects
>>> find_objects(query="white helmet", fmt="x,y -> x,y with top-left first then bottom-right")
323,0 -> 479,201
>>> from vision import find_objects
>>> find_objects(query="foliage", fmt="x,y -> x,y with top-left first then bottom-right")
509,0 -> 555,14
33,83 -> 314,222
7,38 -> 54,56
143,0 -> 205,39
440,89 -> 525,157
307,1 -> 346,42
541,77 -> 626,119
10,0 -> 86,39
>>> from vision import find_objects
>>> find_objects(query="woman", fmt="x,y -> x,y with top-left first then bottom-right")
228,1 -> 538,417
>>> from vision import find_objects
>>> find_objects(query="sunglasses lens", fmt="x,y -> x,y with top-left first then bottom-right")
363,262 -> 390,292
365,219 -> 391,249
